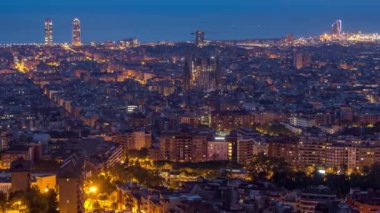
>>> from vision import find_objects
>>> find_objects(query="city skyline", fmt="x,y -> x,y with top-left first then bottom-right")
0,1 -> 380,212
1,0 -> 380,43
2,17 -> 380,45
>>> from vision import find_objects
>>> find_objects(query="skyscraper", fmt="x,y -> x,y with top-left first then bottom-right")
331,20 -> 343,35
72,18 -> 81,46
195,30 -> 205,47
44,18 -> 53,45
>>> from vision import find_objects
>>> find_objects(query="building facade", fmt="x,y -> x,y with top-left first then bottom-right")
44,18 -> 53,45
72,18 -> 81,46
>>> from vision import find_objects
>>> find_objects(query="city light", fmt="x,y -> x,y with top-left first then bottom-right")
89,186 -> 98,193
0,2 -> 379,213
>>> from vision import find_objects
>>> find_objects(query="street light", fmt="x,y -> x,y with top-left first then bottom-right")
89,186 -> 98,193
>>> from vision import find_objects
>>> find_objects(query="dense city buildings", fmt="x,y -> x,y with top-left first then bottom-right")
269,136 -> 380,171
0,12 -> 379,212
293,52 -> 312,70
159,129 -> 209,162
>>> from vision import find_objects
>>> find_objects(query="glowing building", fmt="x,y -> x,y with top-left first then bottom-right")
331,20 -> 343,35
184,56 -> 221,91
72,18 -> 81,46
195,30 -> 205,47
44,18 -> 53,45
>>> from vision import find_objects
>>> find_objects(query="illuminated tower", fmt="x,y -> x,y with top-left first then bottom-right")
331,20 -> 342,35
44,18 -> 53,45
72,18 -> 81,46
195,30 -> 205,47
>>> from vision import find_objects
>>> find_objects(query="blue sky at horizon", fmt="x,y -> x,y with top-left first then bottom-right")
0,0 -> 380,43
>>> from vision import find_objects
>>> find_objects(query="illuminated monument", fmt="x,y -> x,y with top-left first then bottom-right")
184,56 -> 220,91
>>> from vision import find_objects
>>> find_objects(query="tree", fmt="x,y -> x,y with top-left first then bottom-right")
91,175 -> 116,195
45,189 -> 59,213
0,191 -> 7,212
8,187 -> 58,213
325,174 -> 350,198
350,164 -> 380,190
248,153 -> 290,181
93,201 -> 101,210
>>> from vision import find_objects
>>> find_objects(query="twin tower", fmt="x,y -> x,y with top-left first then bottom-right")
44,18 -> 81,46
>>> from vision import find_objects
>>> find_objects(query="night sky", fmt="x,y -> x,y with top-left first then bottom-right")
1,0 -> 380,43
